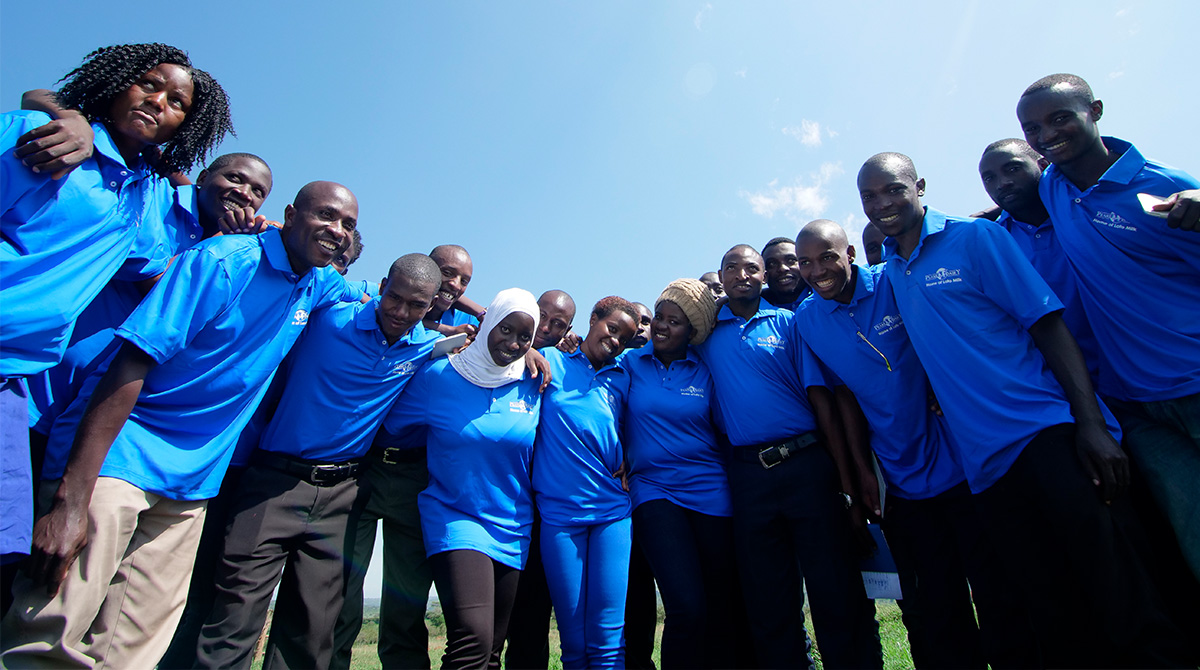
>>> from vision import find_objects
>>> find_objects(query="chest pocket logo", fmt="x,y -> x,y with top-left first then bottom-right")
509,399 -> 534,414
873,314 -> 903,336
391,361 -> 418,377
923,268 -> 962,287
680,385 -> 705,398
756,335 -> 786,351
291,309 -> 310,326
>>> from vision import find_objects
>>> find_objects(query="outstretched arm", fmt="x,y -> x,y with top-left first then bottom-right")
28,342 -> 156,594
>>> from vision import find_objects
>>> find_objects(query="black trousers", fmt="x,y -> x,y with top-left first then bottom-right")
430,549 -> 520,670
974,423 -> 1188,668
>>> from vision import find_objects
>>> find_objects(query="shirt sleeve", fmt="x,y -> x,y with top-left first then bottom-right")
971,221 -> 1064,329
0,112 -> 50,217
114,245 -> 234,364
312,268 -> 367,309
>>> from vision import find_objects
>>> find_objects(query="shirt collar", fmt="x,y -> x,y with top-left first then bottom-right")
818,264 -> 876,314
1097,136 -> 1143,186
261,227 -> 299,277
716,301 -> 786,323
882,206 -> 946,265
356,298 -> 431,343
567,346 -> 625,375
997,209 -> 1050,233
631,341 -> 699,366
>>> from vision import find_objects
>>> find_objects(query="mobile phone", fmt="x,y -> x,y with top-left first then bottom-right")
431,332 -> 469,358
1137,192 -> 1170,219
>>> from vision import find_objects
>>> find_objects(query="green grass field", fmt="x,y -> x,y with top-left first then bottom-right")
334,600 -> 914,670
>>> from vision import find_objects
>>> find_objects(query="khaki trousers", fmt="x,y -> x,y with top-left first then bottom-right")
1,477 -> 206,669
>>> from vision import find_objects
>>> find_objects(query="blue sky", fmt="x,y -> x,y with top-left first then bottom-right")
4,0 -> 1197,598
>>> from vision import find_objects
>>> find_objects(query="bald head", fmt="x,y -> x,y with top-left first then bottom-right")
282,181 -> 358,275
858,152 -> 918,184
796,219 -> 848,248
795,219 -> 857,303
294,180 -> 357,212
535,289 -> 576,349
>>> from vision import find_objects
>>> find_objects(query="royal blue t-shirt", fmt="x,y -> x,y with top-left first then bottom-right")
693,304 -> 822,447
1039,137 -> 1200,402
257,299 -> 443,462
532,347 -> 630,527
385,358 -> 542,568
882,208 -> 1075,493
995,210 -> 1101,380
1,111 -> 174,378
621,344 -> 731,516
95,228 -> 360,500
794,264 -> 964,500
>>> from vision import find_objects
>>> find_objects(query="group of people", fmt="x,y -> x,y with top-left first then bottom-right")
1,42 -> 1198,670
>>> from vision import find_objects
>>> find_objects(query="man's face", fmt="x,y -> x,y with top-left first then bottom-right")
979,147 -> 1044,213
196,158 -> 272,224
719,247 -> 765,303
281,185 -> 356,275
332,244 -> 361,276
861,224 -> 885,266
107,63 -> 194,155
488,312 -> 536,367
700,272 -> 724,301
430,249 -> 473,313
764,242 -> 802,296
377,275 -> 437,343
627,303 -> 653,349
534,295 -> 574,349
858,163 -> 925,241
1016,87 -> 1103,167
797,233 -> 856,304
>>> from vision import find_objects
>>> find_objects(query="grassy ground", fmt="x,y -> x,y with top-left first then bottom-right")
334,600 -> 914,670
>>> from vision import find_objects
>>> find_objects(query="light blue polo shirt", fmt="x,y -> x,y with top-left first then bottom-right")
995,210 -> 1101,380
385,358 -> 542,569
1,111 -> 174,378
1039,137 -> 1200,403
96,228 -> 360,500
793,264 -> 964,500
882,208 -> 1075,493
621,344 -> 731,517
693,304 -> 821,447
532,347 -> 630,527
257,299 -> 443,462
29,185 -> 204,435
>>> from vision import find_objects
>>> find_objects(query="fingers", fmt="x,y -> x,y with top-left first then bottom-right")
1165,197 -> 1200,231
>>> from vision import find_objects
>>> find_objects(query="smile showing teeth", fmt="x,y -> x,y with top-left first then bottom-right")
437,290 -> 455,302
318,240 -> 338,252
1044,141 -> 1069,152
815,278 -> 836,290
878,214 -> 899,223
601,341 -> 615,354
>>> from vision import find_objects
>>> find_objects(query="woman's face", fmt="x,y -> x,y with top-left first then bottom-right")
651,301 -> 694,356
107,63 -> 194,155
487,312 -> 536,367
582,310 -> 637,366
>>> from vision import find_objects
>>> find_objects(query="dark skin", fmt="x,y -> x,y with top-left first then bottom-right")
859,157 -> 1128,500
534,290 -> 576,350
1016,84 -> 1200,231
763,241 -> 804,305
718,245 -> 766,320
377,274 -> 438,345
424,248 -> 478,340
580,310 -> 637,371
487,312 -> 536,367
650,301 -> 693,368
978,146 -> 1049,226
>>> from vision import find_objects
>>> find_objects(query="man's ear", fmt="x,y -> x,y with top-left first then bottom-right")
1037,157 -> 1050,172
283,203 -> 295,229
915,177 -> 927,196
195,169 -> 210,187
847,244 -> 856,264
1090,99 -> 1104,122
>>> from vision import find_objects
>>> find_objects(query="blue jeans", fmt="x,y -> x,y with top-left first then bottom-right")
540,518 -> 632,670
1106,392 -> 1200,582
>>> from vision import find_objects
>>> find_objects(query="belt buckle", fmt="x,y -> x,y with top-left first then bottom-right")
310,464 -> 341,485
757,444 -> 788,469
381,448 -> 399,466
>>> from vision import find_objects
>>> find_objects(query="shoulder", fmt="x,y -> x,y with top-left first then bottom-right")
1,110 -> 52,142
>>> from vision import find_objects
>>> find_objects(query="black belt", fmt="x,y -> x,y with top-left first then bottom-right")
735,431 -> 818,470
376,446 -> 427,465
253,450 -> 362,486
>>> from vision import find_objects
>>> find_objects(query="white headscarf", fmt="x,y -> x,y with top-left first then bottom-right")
449,288 -> 540,388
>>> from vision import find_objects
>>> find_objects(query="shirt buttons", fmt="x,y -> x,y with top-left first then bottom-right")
120,171 -> 128,176
1075,198 -> 1081,203
848,312 -> 854,317
109,181 -> 117,187
190,234 -> 197,239
1035,234 -> 1041,238
906,270 -> 911,275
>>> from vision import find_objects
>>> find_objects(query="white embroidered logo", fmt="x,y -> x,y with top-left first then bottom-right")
291,309 -> 310,326
680,385 -> 705,398
391,361 -> 419,377
873,314 -> 903,336
924,268 -> 963,286
756,335 -> 787,351
1092,210 -> 1137,232
509,399 -> 534,414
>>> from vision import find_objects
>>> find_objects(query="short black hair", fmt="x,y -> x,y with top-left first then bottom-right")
429,244 -> 470,263
56,43 -> 235,174
761,237 -> 794,255
860,152 -> 919,182
346,229 -> 364,266
387,253 -> 441,289
206,152 -> 269,174
1021,73 -> 1094,106
981,138 -> 1042,162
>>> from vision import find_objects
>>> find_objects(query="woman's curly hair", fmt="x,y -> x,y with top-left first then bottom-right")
55,43 -> 234,173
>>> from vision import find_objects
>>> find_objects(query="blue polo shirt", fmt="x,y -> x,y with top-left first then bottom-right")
532,347 -> 630,527
793,264 -> 964,500
1,111 -> 174,378
621,344 -> 731,516
385,358 -> 542,569
1039,137 -> 1200,402
257,300 -> 442,462
882,208 -> 1075,493
439,306 -> 480,329
693,304 -> 821,447
765,285 -> 812,312
995,211 -> 1101,380
95,228 -> 360,500
28,185 -> 204,435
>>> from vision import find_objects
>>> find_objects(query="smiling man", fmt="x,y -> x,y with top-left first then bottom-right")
195,253 -> 444,670
858,152 -> 1186,667
1,181 -> 362,668
533,289 -> 576,350
760,237 -> 811,310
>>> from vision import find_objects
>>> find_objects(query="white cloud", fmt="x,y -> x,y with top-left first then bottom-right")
739,162 -> 844,222
826,127 -> 839,139
782,119 -> 823,147
734,67 -> 747,78
1109,70 -> 1125,80
1115,8 -> 1129,17
694,3 -> 712,30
